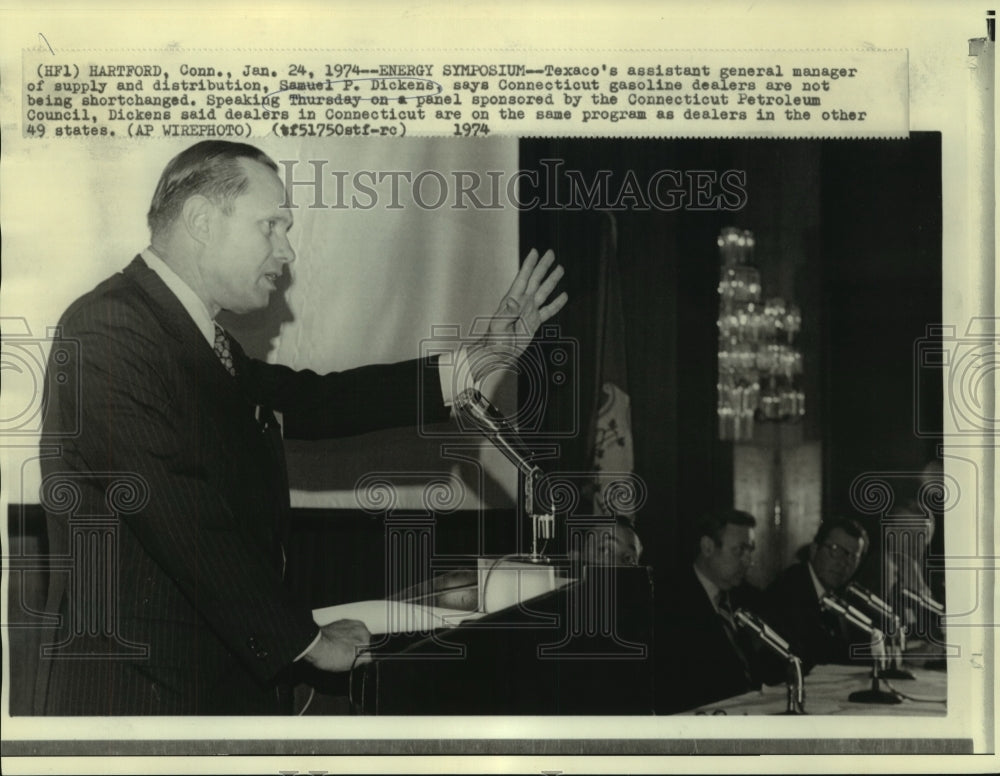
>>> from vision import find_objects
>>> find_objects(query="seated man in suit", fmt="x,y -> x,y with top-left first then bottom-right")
657,509 -> 782,714
761,517 -> 884,672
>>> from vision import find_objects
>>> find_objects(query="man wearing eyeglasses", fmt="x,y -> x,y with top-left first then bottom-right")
761,517 -> 877,672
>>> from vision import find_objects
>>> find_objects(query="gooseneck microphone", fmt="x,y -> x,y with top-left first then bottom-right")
847,583 -> 895,620
454,388 -> 554,559
820,593 -> 877,632
732,608 -> 805,714
821,593 -> 901,705
846,582 -> 914,680
902,587 -> 945,615
454,389 -> 541,477
733,609 -> 793,658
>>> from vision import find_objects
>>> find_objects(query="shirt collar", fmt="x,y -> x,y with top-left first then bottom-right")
693,563 -> 724,612
141,247 -> 216,347
806,561 -> 828,601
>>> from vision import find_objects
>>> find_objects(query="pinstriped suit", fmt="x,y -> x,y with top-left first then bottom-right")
36,256 -> 449,715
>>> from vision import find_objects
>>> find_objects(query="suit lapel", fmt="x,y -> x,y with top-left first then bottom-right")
122,256 -> 199,342
122,256 -> 244,387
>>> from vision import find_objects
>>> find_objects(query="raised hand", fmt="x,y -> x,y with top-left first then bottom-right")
466,248 -> 568,385
490,248 -> 567,344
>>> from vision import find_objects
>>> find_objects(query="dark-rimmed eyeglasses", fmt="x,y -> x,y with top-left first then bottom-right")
822,541 -> 862,563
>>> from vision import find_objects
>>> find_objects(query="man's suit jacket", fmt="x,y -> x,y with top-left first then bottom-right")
36,257 -> 450,715
655,568 -> 765,714
760,562 -> 862,672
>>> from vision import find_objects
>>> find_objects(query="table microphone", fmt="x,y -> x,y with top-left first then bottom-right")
821,594 -> 901,705
846,583 -> 894,620
733,608 -> 805,714
846,583 -> 915,679
733,609 -> 793,657
822,593 -> 877,630
902,587 -> 945,615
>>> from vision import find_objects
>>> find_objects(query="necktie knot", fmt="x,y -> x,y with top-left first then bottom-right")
717,592 -> 737,631
213,324 -> 236,377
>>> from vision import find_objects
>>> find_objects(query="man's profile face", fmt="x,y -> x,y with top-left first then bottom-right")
200,158 -> 295,314
701,523 -> 755,591
810,526 -> 864,591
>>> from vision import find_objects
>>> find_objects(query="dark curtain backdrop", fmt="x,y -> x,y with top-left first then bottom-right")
519,139 -> 738,576
819,134 -> 943,513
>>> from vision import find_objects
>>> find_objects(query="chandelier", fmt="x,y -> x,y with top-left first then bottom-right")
716,227 -> 805,441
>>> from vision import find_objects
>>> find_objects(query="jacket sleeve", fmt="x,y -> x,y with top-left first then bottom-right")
234,348 -> 452,440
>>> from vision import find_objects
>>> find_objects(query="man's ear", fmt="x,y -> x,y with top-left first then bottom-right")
808,542 -> 819,565
180,194 -> 214,246
699,535 -> 714,559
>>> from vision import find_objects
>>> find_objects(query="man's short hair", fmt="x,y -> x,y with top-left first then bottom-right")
813,516 -> 869,554
691,508 -> 756,559
147,141 -> 278,238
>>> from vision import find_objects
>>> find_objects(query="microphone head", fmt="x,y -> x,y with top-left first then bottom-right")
823,594 -> 880,636
453,389 -> 540,477
847,582 -> 895,618
734,608 -> 795,659
760,621 -> 791,651
902,587 -> 945,614
456,388 -> 520,431
454,387 -> 487,416
454,388 -> 480,409
733,608 -> 758,631
455,389 -> 503,433
845,603 -> 874,626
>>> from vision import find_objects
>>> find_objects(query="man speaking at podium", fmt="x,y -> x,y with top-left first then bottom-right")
36,140 -> 567,715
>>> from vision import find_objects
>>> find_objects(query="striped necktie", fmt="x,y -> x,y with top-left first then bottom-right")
718,592 -> 754,685
213,324 -> 236,377
717,592 -> 737,632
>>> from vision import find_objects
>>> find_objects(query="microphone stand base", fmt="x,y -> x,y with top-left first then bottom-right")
848,689 -> 902,704
772,710 -> 808,715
